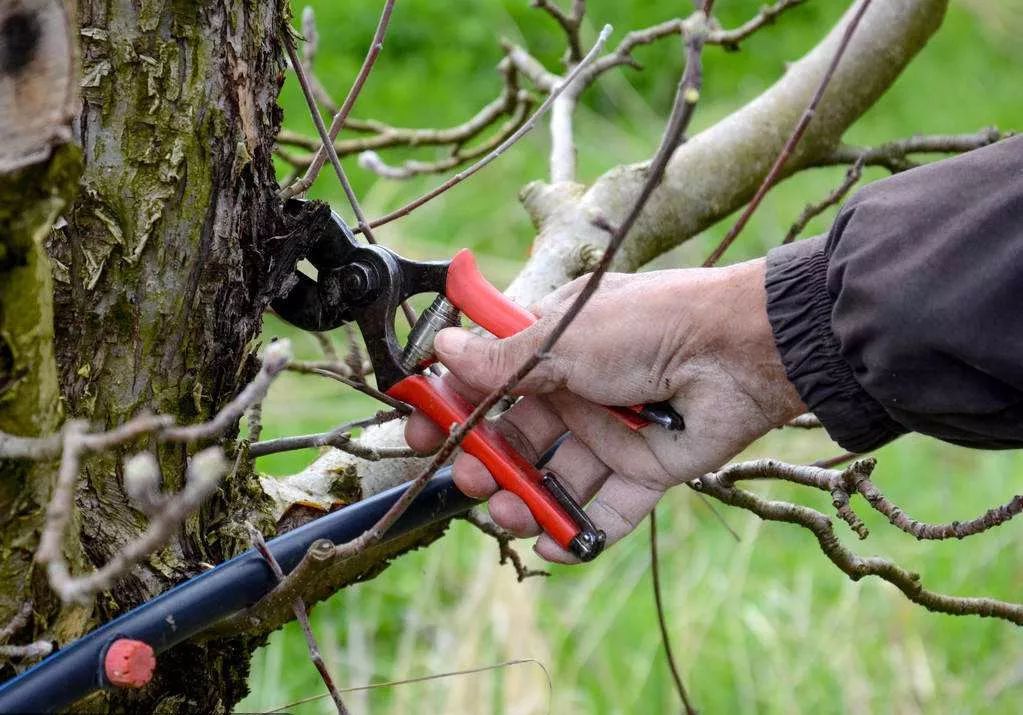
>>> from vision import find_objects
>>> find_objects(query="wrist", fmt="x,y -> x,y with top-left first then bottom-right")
716,258 -> 807,425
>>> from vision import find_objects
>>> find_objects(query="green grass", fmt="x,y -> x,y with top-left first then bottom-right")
240,2 -> 1023,712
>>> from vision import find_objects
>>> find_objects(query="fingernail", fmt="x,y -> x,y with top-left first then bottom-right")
434,327 -> 470,357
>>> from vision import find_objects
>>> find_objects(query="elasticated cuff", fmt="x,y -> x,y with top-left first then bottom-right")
765,237 -> 906,452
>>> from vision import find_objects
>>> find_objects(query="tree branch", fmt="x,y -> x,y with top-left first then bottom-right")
692,461 -> 1023,625
812,127 -> 1009,173
532,0 -> 586,64
358,25 -> 613,232
280,0 -> 396,200
247,524 -> 350,715
250,411 -> 412,460
508,0 -> 947,306
32,343 -> 292,604
782,159 -> 863,244
703,0 -> 874,266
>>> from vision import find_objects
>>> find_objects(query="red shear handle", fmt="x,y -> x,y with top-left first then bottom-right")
388,374 -> 582,551
445,249 -> 649,431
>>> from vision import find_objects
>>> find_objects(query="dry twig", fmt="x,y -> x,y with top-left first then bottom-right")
692,458 -> 1023,624
782,159 -> 863,244
464,511 -> 550,582
281,0 -> 397,200
247,523 -> 350,715
814,127 -> 1009,173
358,25 -> 613,232
703,0 -> 874,266
0,602 -> 52,663
30,343 -> 292,604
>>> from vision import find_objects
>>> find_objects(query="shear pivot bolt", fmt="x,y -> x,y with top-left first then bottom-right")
104,638 -> 156,688
337,262 -> 379,302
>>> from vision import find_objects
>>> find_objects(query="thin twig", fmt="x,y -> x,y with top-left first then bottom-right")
278,2 -> 417,328
465,511 -> 550,582
578,0 -> 806,83
812,128 -> 1009,173
0,641 -> 53,662
33,343 -> 293,603
250,411 -> 411,459
0,431 -> 62,460
264,658 -> 552,714
532,0 -> 586,64
287,362 -> 410,413
703,0 -> 874,267
357,93 -> 535,180
782,159 -> 863,243
691,463 -> 1023,625
650,510 -> 697,715
281,0 -> 397,200
0,602 -> 33,642
359,25 -> 613,232
43,448 -> 229,604
247,524 -> 350,715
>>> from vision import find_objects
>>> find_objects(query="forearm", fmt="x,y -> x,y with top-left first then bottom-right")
765,135 -> 1023,450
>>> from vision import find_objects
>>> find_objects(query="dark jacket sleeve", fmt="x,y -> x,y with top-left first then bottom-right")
764,135 -> 1023,452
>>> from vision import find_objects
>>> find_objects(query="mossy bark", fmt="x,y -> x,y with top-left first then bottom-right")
3,0 -> 296,711
0,143 -> 90,674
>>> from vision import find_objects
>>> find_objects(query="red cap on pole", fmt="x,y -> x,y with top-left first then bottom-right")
104,638 -> 155,688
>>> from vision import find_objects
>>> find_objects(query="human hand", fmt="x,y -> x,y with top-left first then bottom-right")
405,258 -> 806,562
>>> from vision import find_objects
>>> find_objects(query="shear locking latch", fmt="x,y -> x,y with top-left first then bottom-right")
540,471 -> 606,561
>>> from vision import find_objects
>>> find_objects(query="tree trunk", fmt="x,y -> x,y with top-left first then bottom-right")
3,0 -> 299,711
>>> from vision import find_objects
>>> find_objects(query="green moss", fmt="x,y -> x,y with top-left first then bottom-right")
0,144 -> 82,436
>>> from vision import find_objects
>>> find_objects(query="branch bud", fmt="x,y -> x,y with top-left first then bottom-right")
262,339 -> 293,375
123,452 -> 162,509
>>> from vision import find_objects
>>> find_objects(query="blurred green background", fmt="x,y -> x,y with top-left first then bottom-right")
239,2 -> 1023,713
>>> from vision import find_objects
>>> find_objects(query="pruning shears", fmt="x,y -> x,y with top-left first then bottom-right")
272,199 -> 684,561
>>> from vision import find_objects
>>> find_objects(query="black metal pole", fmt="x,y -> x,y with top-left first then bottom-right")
0,470 -> 476,713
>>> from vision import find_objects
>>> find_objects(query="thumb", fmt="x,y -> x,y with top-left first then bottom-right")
433,326 -> 565,396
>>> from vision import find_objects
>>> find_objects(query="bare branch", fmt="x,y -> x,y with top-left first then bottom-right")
703,0 -> 874,266
357,92 -> 535,180
277,59 -> 531,175
579,0 -> 807,83
29,343 -> 293,603
0,602 -> 33,643
783,159 -> 863,243
846,467 -> 1023,541
0,431 -> 62,460
718,458 -> 1023,543
532,0 -> 586,64
500,39 -> 560,92
810,452 -> 858,469
281,0 -> 396,200
692,463 -> 1023,625
0,601 -> 48,663
359,25 -> 613,232
464,511 -> 549,582
287,362 -> 410,413
249,411 -> 409,459
42,447 -> 229,604
712,0 -> 809,49
813,127 -> 1010,173
247,524 -> 350,715
0,641 -> 53,662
